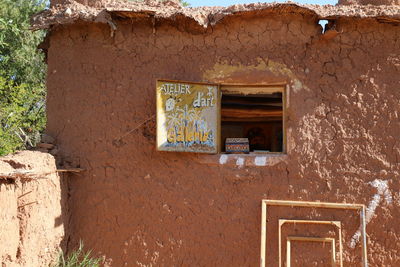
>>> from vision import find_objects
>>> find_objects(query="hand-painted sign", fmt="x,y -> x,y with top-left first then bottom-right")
156,80 -> 219,153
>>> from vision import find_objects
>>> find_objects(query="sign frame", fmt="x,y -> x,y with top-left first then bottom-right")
156,79 -> 221,154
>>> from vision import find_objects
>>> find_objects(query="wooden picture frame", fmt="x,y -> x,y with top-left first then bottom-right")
260,200 -> 367,267
286,236 -> 336,267
279,219 -> 343,267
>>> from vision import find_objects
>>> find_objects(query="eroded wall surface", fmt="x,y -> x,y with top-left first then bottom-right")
0,151 -> 67,267
46,13 -> 400,266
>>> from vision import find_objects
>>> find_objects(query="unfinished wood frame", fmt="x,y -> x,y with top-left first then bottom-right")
286,236 -> 336,267
260,200 -> 367,267
279,219 -> 343,267
220,83 -> 287,154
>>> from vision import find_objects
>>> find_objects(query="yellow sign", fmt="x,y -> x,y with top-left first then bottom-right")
156,80 -> 219,153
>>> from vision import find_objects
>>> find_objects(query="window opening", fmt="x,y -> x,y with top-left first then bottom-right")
220,86 -> 284,153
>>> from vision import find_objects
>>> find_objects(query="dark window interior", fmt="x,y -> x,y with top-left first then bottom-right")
221,92 -> 283,153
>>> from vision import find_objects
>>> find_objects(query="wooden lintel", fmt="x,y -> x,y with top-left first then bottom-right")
56,168 -> 85,173
221,108 -> 282,118
222,85 -> 283,95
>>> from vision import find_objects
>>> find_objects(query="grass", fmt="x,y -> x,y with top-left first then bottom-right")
53,241 -> 102,267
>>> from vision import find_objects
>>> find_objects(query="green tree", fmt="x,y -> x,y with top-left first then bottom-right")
0,0 -> 47,155
177,0 -> 190,7
179,0 -> 190,7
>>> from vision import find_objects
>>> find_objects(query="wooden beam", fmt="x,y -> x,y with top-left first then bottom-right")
221,108 -> 283,119
263,199 -> 364,210
56,168 -> 85,173
221,117 -> 282,122
279,219 -> 341,227
260,201 -> 267,267
287,236 -> 335,242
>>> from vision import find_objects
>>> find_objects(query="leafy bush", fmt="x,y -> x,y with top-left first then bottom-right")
0,76 -> 45,155
0,0 -> 47,155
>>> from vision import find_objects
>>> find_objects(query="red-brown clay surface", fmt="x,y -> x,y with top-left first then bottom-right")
41,2 -> 400,266
0,151 -> 67,267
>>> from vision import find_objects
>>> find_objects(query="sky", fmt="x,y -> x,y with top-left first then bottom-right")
187,0 -> 337,7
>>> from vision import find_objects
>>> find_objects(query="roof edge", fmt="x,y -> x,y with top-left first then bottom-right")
31,1 -> 400,30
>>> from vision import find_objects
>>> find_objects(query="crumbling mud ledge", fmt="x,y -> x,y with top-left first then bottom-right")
0,151 -> 67,267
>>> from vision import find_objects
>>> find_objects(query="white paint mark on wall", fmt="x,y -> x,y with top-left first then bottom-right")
254,156 -> 267,166
350,179 -> 392,248
350,231 -> 362,249
370,179 -> 392,204
236,157 -> 244,168
219,154 -> 228,165
292,79 -> 303,93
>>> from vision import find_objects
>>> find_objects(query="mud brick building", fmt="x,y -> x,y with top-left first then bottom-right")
32,0 -> 400,266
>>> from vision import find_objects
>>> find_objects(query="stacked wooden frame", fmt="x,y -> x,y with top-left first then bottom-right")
260,200 -> 368,267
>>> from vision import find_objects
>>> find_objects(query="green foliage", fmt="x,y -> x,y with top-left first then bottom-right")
54,242 -> 102,267
180,1 -> 190,7
0,0 -> 47,155
0,77 -> 45,155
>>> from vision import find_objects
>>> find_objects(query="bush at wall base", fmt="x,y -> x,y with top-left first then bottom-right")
53,241 -> 101,267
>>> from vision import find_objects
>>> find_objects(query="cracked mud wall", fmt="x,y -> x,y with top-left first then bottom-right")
51,0 -> 106,8
0,151 -> 67,267
339,0 -> 400,6
45,12 -> 400,266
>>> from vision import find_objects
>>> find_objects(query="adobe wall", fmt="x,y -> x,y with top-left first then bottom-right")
0,151 -> 67,266
45,12 -> 400,266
